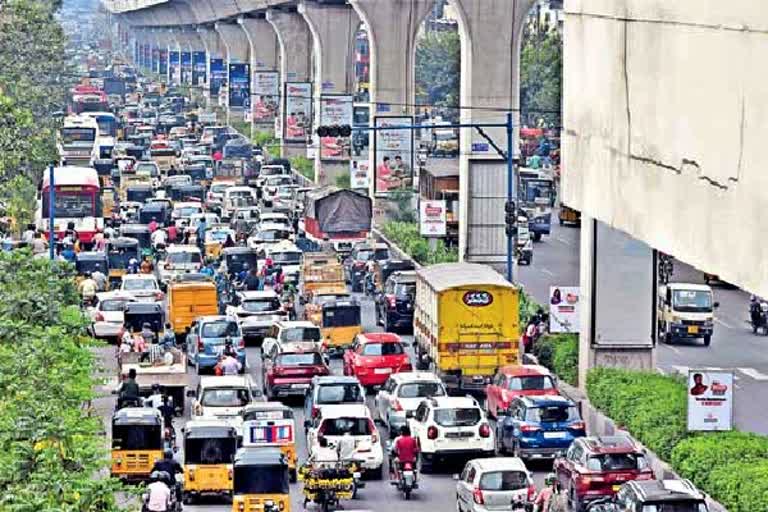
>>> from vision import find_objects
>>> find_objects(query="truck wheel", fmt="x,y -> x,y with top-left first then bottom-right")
703,335 -> 711,346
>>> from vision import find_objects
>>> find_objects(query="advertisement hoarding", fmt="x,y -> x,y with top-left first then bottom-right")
319,95 -> 353,160
687,370 -> 734,431
151,48 -> 159,73
548,286 -> 581,333
252,71 -> 279,122
350,159 -> 370,190
228,63 -> 250,108
209,58 -> 225,96
373,116 -> 414,196
168,50 -> 180,83
283,82 -> 312,142
192,51 -> 206,86
420,200 -> 447,237
158,49 -> 168,76
181,51 -> 192,83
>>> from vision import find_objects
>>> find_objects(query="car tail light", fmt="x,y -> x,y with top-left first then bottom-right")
387,295 -> 396,309
155,291 -> 164,301
237,337 -> 245,348
402,461 -> 413,471
637,472 -> 654,481
368,419 -> 378,443
479,423 -> 491,438
228,469 -> 233,480
520,424 -> 540,433
427,426 -> 438,440
312,406 -> 319,418
472,487 -> 484,505
94,312 -> 104,322
569,421 -> 586,431
237,502 -> 245,512
583,474 -> 605,484
392,399 -> 403,412
188,468 -> 195,481
197,340 -> 204,352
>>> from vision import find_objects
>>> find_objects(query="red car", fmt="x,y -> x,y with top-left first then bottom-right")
485,364 -> 559,418
343,333 -> 411,388
554,436 -> 654,511
262,350 -> 330,400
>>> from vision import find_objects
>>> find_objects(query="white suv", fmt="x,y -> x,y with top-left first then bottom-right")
407,396 -> 494,473
262,320 -> 322,356
374,372 -> 447,438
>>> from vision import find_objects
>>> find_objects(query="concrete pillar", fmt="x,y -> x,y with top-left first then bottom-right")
197,26 -> 225,105
215,21 -> 251,126
350,0 -> 435,201
177,31 -> 203,85
266,8 -> 313,158
449,0 -> 535,266
238,16 -> 280,137
150,30 -> 165,75
299,1 -> 359,186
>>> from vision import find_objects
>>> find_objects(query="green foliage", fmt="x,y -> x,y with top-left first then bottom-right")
416,31 -> 460,108
252,130 -> 277,149
388,190 -> 417,223
290,156 -> 315,182
520,20 -> 562,127
381,221 -> 458,265
229,119 -> 250,138
519,290 -> 543,326
706,461 -> 768,512
335,172 -> 351,189
0,174 -> 37,235
532,334 -> 578,386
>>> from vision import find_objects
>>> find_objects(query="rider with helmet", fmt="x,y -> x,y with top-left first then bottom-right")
145,470 -> 172,512
151,450 -> 183,504
533,473 -> 559,512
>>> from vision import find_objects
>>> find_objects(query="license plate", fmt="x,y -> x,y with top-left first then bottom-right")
612,485 -> 621,492
688,326 -> 699,334
543,431 -> 566,439
291,383 -> 309,389
374,368 -> 392,374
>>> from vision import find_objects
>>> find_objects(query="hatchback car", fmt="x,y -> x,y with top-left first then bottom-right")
554,436 -> 654,511
186,316 -> 246,374
158,245 -> 202,286
343,332 -> 411,389
485,365 -> 559,419
89,292 -> 136,340
190,375 -> 258,426
375,271 -> 416,333
262,321 -> 323,356
120,274 -> 164,302
303,375 -> 365,423
456,457 -> 536,512
262,350 -> 330,400
374,371 -> 446,437
496,395 -> 585,461
226,290 -> 287,343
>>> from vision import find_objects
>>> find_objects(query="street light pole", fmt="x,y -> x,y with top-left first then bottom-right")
48,163 -> 55,261
506,112 -> 515,283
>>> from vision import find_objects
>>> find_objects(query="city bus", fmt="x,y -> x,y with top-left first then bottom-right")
58,115 -> 99,167
518,167 -> 555,241
83,111 -> 118,173
37,166 -> 103,245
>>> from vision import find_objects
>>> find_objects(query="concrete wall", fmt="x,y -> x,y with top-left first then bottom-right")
563,0 -> 768,298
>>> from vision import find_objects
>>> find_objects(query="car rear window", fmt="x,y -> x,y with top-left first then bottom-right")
479,470 -> 529,491
394,283 -> 416,296
320,417 -> 371,436
508,375 -> 555,391
586,453 -> 648,472
525,405 -> 579,423
316,384 -> 363,404
281,327 -> 321,343
242,299 -> 281,313
397,382 -> 445,398
361,342 -> 404,356
434,408 -> 481,427
101,299 -> 129,312
201,321 -> 240,338
276,352 -> 323,367
168,252 -> 201,264
641,504 -> 708,512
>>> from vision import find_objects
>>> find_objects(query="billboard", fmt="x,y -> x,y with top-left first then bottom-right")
283,82 -> 312,142
228,63 -> 250,108
252,71 -> 279,122
549,286 -> 581,333
192,51 -> 206,86
209,58 -> 225,96
320,95 -> 353,160
420,200 -> 447,237
687,370 -> 733,431
373,116 -> 414,195
143,44 -> 150,70
151,48 -> 159,73
180,51 -> 192,84
158,49 -> 168,76
168,50 -> 180,83
350,159 -> 370,190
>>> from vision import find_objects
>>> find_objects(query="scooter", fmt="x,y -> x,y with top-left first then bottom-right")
390,460 -> 418,500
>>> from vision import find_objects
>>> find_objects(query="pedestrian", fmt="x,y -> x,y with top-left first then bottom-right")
30,232 -> 47,255
21,223 -> 36,244
93,229 -> 105,251
195,217 -> 207,250
148,217 -> 159,233
167,223 -> 177,243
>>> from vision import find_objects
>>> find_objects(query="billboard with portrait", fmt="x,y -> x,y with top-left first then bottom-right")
320,95 -> 353,160
181,51 -> 192,83
192,51 -> 206,86
549,286 -> 581,333
228,63 -> 250,108
373,116 -> 414,195
284,82 -> 312,142
252,71 -> 279,122
687,370 -> 733,431
209,58 -> 225,96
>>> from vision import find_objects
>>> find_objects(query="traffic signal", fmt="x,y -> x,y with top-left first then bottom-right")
505,200 -> 517,238
316,124 -> 352,137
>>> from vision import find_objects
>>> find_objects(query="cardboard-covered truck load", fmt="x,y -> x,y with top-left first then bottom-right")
414,262 -> 520,392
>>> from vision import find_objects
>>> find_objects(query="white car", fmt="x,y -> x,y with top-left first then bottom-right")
120,274 -> 164,302
261,176 -> 294,206
171,201 -> 203,222
264,241 -> 302,285
374,372 -> 447,437
190,375 -> 258,430
247,222 -> 293,251
157,245 -> 202,286
262,321 -> 323,356
226,290 -> 287,342
89,292 -> 136,340
189,212 -> 221,230
456,457 -> 535,512
256,164 -> 290,188
207,180 -> 236,210
407,396 -> 495,473
306,403 -> 384,477
259,212 -> 292,232
224,186 -> 257,217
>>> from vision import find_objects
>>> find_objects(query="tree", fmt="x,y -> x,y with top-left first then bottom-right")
0,174 -> 38,236
416,30 -> 461,110
520,20 -> 562,127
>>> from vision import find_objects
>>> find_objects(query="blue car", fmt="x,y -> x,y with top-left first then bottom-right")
496,395 -> 586,461
186,315 -> 246,374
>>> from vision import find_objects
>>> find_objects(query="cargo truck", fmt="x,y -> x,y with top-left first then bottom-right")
414,263 -> 520,393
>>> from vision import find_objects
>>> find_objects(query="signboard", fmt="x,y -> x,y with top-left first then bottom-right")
143,44 -> 150,70
252,71 -> 279,122
180,51 -> 192,84
687,370 -> 734,431
228,63 -> 250,108
168,50 -> 180,83
209,58 -> 225,96
158,49 -> 168,76
549,286 -> 581,333
420,199 -> 447,237
320,95 -> 353,160
283,82 -> 312,142
151,48 -> 159,73
373,116 -> 414,195
192,51 -> 206,86
350,159 -> 370,190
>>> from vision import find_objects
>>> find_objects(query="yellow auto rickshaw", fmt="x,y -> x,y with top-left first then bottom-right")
242,402 -> 298,482
106,237 -> 140,288
204,225 -> 235,260
232,448 -> 290,512
182,420 -> 238,503
320,298 -> 362,354
111,407 -> 164,482
303,286 -> 350,326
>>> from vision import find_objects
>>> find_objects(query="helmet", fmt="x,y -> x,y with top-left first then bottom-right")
151,383 -> 161,393
545,472 -> 556,486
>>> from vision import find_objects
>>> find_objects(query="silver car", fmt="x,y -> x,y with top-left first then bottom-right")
456,458 -> 534,512
374,372 -> 446,437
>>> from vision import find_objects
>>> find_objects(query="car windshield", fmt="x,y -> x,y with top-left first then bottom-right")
672,290 -> 713,313
211,184 -> 231,193
361,343 -> 404,356
479,470 -> 529,491
200,388 -> 250,407
177,206 -> 201,217
397,382 -> 445,399
271,252 -> 301,264
525,405 -> 579,423
262,167 -> 285,176
229,190 -> 253,198
136,164 -> 157,175
394,283 -> 416,296
123,279 -> 157,291
316,384 -> 363,404
586,453 -> 648,471
278,189 -> 294,198
320,417 -> 371,436
356,248 -> 389,261
201,321 -> 240,338
508,375 -> 556,391
242,299 -> 281,313
101,299 -> 129,312
280,328 -> 320,343
167,252 -> 201,264
434,408 -> 481,427
257,230 -> 289,242
641,504 -> 708,512
276,352 -> 323,367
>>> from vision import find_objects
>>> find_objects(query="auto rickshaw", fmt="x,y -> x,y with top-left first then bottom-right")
75,251 -> 110,287
204,225 -> 236,260
242,402 -> 298,482
221,247 -> 259,278
123,301 -> 165,339
177,184 -> 205,203
320,298 -> 362,354
558,204 -> 581,226
232,448 -> 290,512
126,183 -> 153,204
111,407 -> 164,481
120,224 -> 153,258
106,237 -> 140,288
303,285 -> 350,326
182,420 -> 238,503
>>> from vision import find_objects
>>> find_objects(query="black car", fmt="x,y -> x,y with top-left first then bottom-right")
588,479 -> 708,512
375,271 -> 416,333
344,242 -> 391,293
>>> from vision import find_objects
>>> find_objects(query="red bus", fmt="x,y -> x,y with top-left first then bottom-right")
38,166 -> 103,244
69,84 -> 109,114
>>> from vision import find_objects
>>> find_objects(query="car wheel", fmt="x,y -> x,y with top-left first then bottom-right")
418,452 -> 433,474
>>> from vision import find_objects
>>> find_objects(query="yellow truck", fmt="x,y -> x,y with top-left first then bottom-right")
167,281 -> 219,338
301,253 -> 345,302
414,263 -> 520,393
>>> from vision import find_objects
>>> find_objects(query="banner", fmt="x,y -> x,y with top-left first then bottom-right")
420,200 -> 447,237
143,44 -> 150,70
320,95 -> 353,160
283,82 -> 312,142
151,48 -> 159,73
181,51 -> 192,84
209,58 -> 225,96
548,286 -> 581,333
133,41 -> 139,65
192,51 -> 206,86
168,50 -> 180,83
373,116 -> 414,195
687,370 -> 734,431
158,49 -> 168,76
228,63 -> 250,108
350,159 -> 370,190
252,71 -> 279,122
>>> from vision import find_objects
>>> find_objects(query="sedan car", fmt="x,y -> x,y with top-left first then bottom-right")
89,292 -> 136,341
343,333 -> 411,389
374,371 -> 446,437
120,274 -> 164,302
186,316 -> 246,374
262,350 -> 330,400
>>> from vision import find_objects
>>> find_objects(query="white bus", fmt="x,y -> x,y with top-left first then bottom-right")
58,115 -> 99,167
83,111 -> 117,172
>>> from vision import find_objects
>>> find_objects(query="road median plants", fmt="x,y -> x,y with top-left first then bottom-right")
380,221 -> 458,265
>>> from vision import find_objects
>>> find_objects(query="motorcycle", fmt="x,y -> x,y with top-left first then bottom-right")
142,471 -> 183,512
390,460 -> 418,500
750,299 -> 768,335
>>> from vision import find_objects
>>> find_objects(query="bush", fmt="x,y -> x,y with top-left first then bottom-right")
519,290 -> 543,326
229,119 -> 250,137
532,334 -> 578,386
290,156 -> 314,182
335,172 -> 351,189
380,221 -> 458,265
706,460 -> 768,512
252,130 -> 276,148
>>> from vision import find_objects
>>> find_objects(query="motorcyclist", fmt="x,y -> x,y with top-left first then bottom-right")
160,323 -> 176,350
244,266 -> 261,291
390,426 -> 419,481
117,368 -> 141,409
144,471 -> 172,512
144,383 -> 165,410
307,435 -> 339,468
78,272 -> 98,305
127,257 -> 140,274
533,472 -> 560,512
92,264 -> 108,292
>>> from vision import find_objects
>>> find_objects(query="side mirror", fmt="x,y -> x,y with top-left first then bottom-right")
186,389 -> 196,398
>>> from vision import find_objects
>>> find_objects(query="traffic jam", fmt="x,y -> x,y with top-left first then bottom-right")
45,57 -> 712,512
